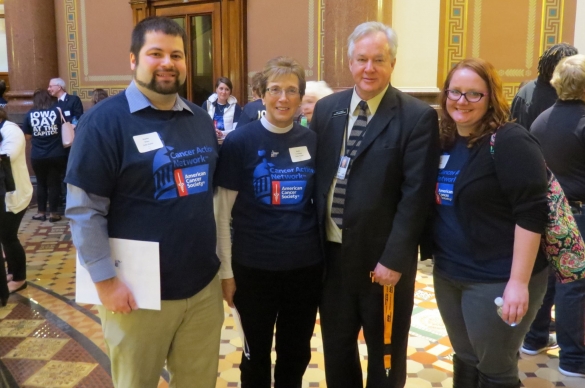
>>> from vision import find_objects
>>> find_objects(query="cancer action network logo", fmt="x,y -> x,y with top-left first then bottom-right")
152,145 -> 213,200
252,150 -> 313,205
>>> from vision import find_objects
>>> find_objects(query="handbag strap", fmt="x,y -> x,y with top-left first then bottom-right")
489,127 -> 500,158
56,107 -> 66,124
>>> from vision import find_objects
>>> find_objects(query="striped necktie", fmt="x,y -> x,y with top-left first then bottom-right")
331,100 -> 368,229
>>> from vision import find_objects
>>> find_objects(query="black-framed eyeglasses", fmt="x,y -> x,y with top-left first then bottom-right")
445,89 -> 488,103
266,86 -> 299,97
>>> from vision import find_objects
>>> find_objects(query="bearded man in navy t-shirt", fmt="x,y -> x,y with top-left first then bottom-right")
65,17 -> 222,388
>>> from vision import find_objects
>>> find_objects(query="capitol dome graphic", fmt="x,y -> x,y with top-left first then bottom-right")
153,146 -> 177,200
253,150 -> 273,204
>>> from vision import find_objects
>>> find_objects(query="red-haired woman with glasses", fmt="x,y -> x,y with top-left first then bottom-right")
425,58 -> 549,388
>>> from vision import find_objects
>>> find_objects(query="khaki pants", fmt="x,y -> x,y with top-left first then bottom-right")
98,275 -> 224,388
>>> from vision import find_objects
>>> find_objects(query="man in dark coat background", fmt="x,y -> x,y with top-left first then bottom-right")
48,77 -> 84,123
310,21 -> 439,388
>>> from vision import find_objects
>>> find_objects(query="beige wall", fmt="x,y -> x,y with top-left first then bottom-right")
575,0 -> 585,53
54,0 -> 132,103
391,0 -> 441,91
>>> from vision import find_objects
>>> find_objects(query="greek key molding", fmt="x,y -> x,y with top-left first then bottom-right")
443,0 -> 468,80
64,0 -> 129,99
540,0 -> 564,54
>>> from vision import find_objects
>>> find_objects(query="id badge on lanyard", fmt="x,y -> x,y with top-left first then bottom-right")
336,156 -> 351,179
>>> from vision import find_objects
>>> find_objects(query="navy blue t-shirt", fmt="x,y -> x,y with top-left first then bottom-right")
23,108 -> 68,159
215,120 -> 321,271
238,99 -> 266,126
432,136 -> 476,280
66,91 -> 220,300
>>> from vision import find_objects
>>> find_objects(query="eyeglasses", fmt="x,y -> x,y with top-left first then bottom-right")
266,86 -> 299,97
445,89 -> 488,103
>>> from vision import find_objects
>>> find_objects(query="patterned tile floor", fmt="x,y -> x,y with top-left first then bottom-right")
1,208 -> 583,387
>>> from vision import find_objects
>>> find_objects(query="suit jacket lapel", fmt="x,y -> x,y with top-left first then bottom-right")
354,86 -> 397,160
324,91 -> 353,179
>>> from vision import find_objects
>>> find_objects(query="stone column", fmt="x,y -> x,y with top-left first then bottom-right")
4,0 -> 58,121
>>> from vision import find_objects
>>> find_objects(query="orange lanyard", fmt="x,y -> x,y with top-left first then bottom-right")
371,272 -> 395,376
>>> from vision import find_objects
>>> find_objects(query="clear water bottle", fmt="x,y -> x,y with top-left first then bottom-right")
71,116 -> 78,126
299,114 -> 308,127
494,297 -> 520,327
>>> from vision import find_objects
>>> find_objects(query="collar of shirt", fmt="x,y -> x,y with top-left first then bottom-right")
58,93 -> 67,102
125,80 -> 193,114
349,84 -> 389,122
260,116 -> 293,134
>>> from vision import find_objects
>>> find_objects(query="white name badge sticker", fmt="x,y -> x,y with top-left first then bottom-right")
289,146 -> 311,162
439,155 -> 450,169
133,132 -> 164,153
64,110 -> 71,116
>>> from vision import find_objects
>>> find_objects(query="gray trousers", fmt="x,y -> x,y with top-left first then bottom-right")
434,268 -> 548,384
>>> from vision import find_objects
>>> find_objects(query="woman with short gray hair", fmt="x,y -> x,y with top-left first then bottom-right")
529,54 -> 585,378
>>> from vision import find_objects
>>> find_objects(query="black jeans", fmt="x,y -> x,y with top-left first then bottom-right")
233,261 -> 322,388
0,196 -> 9,303
0,207 -> 27,281
31,156 -> 67,212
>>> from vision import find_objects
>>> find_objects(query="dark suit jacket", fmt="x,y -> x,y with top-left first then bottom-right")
55,93 -> 84,123
311,86 -> 439,288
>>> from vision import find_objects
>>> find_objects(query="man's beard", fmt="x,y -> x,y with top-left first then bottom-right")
135,70 -> 183,95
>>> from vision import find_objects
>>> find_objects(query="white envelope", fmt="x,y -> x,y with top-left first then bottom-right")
76,238 -> 161,310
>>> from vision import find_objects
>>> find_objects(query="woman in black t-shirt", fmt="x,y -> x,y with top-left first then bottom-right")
23,89 -> 68,222
215,57 -> 322,388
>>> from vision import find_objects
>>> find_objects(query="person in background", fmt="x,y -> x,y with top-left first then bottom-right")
511,43 -> 579,360
215,56 -> 322,387
312,21 -> 439,387
237,72 -> 266,127
47,77 -> 84,124
202,77 -> 242,138
429,58 -> 548,388
511,43 -> 577,130
529,54 -> 585,378
0,108 -> 33,295
91,88 -> 109,105
299,80 -> 333,126
22,89 -> 67,223
0,80 -> 8,108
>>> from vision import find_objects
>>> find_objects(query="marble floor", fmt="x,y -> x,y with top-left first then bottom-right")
0,208 -> 583,387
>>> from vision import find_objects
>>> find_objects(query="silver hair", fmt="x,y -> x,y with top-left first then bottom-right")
551,54 -> 585,100
50,78 -> 66,91
347,22 -> 398,60
304,81 -> 334,101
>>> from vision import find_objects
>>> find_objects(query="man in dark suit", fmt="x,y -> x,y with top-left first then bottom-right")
48,78 -> 84,123
311,21 -> 439,387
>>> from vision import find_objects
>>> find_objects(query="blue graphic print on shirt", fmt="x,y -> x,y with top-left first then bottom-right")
253,149 -> 310,205
153,144 -> 213,200
253,150 -> 274,204
213,103 -> 226,130
436,160 -> 460,206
